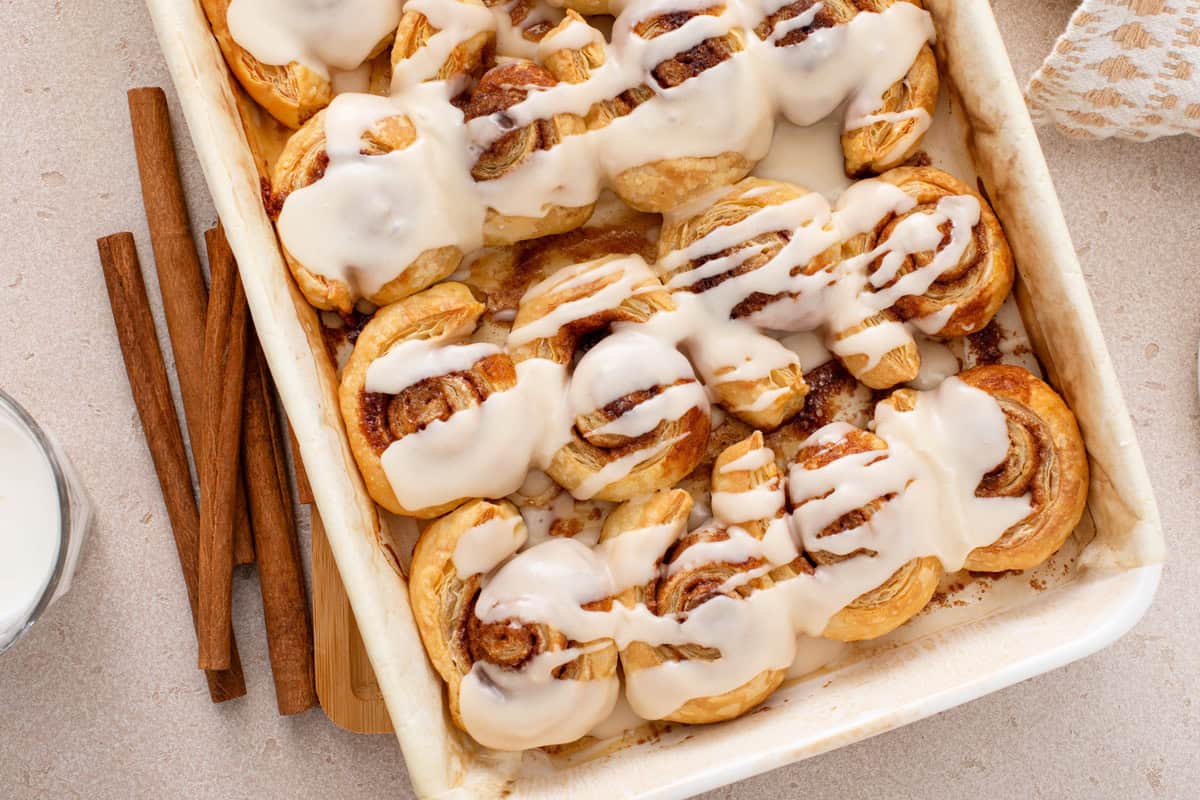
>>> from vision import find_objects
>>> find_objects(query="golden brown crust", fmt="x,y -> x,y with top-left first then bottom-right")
609,436 -> 797,724
547,7 -> 757,213
391,6 -> 493,84
957,365 -> 1089,571
467,208 -> 660,323
271,109 -> 463,312
200,0 -> 335,129
749,0 -> 937,177
842,43 -> 939,177
339,283 -> 508,517
409,499 -> 618,732
862,166 -> 1015,338
830,311 -> 922,390
608,488 -> 787,724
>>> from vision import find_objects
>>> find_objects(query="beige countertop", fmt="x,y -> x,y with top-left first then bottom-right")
1,0 -> 1196,797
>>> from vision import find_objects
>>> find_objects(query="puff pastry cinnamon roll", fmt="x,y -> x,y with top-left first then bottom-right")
652,181 -> 820,429
957,365 -> 1089,572
789,424 -> 942,641
409,499 -> 620,749
339,283 -> 538,517
755,0 -> 938,177
612,438 -> 799,724
203,0 -> 401,128
541,3 -> 771,213
508,256 -> 710,501
271,93 -> 479,313
464,61 -> 598,245
844,167 -> 1015,340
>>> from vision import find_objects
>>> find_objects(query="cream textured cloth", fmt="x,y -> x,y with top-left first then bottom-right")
1027,0 -> 1200,140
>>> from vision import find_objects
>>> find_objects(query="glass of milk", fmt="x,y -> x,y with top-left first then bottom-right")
0,390 -> 92,653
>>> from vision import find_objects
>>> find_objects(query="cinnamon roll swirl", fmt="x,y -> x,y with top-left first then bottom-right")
554,4 -> 768,213
409,499 -> 620,749
957,365 -> 1089,572
509,256 -> 710,501
202,0 -> 395,129
391,0 -> 494,87
845,167 -> 1015,339
652,178 -> 820,429
339,283 -> 534,517
789,425 -> 942,642
464,61 -> 597,245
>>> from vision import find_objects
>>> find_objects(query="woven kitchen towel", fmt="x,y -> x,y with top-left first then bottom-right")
1027,0 -> 1200,140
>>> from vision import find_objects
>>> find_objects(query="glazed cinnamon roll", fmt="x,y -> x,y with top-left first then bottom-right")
656,178 -> 831,424
548,4 -> 769,213
271,99 -> 470,313
508,255 -> 710,501
612,438 -> 799,724
464,61 -> 597,245
201,0 -> 400,128
845,167 -> 1015,339
789,424 -> 942,642
754,0 -> 939,178
957,365 -> 1089,572
409,499 -> 620,749
339,283 -> 536,517
466,200 -> 660,325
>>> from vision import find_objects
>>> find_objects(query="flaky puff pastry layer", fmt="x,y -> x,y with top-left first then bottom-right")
200,0 -> 338,129
655,178 -> 824,427
791,426 -> 943,642
339,282 -> 517,518
271,110 -> 463,313
610,435 -> 806,724
956,365 -> 1089,572
851,166 -> 1015,339
510,256 -> 711,501
409,499 -> 619,737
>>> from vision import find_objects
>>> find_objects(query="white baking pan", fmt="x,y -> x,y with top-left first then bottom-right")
143,1 -> 1164,796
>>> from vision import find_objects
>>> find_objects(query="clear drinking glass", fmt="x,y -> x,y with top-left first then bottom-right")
0,389 -> 92,654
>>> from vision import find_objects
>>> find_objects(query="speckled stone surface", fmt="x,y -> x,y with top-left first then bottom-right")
0,0 -> 1196,797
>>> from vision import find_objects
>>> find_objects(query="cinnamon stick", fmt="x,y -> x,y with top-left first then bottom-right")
243,343 -> 317,715
197,226 -> 250,670
97,233 -> 246,703
127,86 -> 255,566
206,225 -> 316,714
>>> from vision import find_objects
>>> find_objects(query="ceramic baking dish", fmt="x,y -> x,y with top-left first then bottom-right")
144,1 -> 1165,796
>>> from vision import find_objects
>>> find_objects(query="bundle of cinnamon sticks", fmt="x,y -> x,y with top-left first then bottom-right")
97,87 -> 315,713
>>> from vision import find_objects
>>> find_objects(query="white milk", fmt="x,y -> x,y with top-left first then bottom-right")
0,403 -> 63,650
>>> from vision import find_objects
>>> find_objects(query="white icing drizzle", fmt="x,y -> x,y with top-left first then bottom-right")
266,0 -> 937,303
453,514 -> 528,578
455,377 -> 1034,745
378,388 -> 541,509
908,335 -> 961,391
365,339 -> 501,394
226,0 -> 403,78
458,645 -> 620,750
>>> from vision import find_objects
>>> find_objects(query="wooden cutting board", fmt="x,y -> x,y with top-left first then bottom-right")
311,512 -> 393,734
